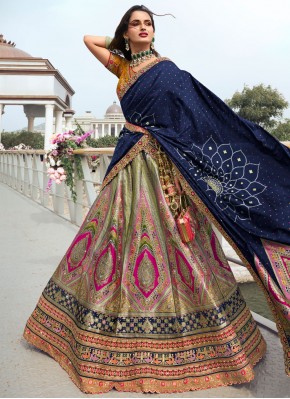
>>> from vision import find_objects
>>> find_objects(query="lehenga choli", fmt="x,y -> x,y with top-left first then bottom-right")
23,53 -> 290,394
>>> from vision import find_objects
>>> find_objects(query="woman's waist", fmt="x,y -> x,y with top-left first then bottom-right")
124,121 -> 150,135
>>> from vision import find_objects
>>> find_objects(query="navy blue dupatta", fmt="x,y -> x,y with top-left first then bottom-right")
104,59 -> 290,375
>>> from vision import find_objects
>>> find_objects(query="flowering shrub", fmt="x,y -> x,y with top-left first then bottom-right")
45,129 -> 92,202
9,143 -> 32,150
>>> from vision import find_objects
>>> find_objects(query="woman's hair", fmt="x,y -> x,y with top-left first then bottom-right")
109,5 -> 172,60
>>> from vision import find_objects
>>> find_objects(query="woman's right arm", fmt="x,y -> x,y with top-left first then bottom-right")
83,35 -> 110,66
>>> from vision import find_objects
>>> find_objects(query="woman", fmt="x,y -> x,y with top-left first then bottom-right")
23,5 -> 290,394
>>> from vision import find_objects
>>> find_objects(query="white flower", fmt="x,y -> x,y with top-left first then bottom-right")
56,160 -> 61,166
49,158 -> 55,166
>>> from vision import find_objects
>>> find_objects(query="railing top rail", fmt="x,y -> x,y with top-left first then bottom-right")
0,149 -> 46,154
73,147 -> 115,155
0,147 -> 116,155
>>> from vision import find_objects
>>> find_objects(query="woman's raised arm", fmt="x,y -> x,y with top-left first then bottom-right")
83,35 -> 111,66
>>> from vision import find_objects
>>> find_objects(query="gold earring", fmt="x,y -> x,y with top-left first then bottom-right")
124,38 -> 130,51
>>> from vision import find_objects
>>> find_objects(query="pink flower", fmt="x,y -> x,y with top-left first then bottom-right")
46,179 -> 53,192
57,167 -> 65,174
47,167 -> 55,174
51,150 -> 58,157
50,174 -> 56,180
60,174 -> 66,181
55,179 -> 61,184
50,134 -> 57,144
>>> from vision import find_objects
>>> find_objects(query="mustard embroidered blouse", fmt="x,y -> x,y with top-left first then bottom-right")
105,52 -> 168,100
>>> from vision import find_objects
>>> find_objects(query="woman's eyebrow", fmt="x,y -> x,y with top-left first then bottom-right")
129,19 -> 152,23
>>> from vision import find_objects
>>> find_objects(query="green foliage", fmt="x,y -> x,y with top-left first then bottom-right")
226,84 -> 288,130
270,119 -> 290,141
87,135 -> 118,148
1,130 -> 44,149
61,155 -> 84,203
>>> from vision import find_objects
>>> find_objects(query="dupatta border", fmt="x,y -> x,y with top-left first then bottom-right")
174,165 -> 290,377
100,135 -> 150,191
118,57 -> 171,100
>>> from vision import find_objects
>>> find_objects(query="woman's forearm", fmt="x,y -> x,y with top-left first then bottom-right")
83,35 -> 107,48
83,35 -> 111,66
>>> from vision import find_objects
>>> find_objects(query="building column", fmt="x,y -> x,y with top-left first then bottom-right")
27,115 -> 35,132
66,116 -> 73,131
115,123 -> 117,137
44,104 -> 54,150
109,123 -> 111,136
0,104 -> 4,143
102,124 -> 105,137
63,110 -> 75,133
55,110 -> 63,134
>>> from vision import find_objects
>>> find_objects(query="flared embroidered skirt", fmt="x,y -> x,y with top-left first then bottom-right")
23,140 -> 267,394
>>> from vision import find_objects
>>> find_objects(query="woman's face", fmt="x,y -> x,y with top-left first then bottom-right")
124,10 -> 154,50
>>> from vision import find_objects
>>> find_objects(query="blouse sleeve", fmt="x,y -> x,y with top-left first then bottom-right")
105,52 -> 127,78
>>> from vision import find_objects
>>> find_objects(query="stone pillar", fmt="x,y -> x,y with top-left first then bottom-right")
63,110 -> 75,132
44,104 -> 54,150
102,124 -> 105,137
109,123 -> 112,136
27,115 -> 35,132
66,116 -> 73,131
55,110 -> 63,134
0,104 -> 4,143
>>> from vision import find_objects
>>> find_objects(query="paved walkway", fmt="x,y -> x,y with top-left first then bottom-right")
0,182 -> 289,397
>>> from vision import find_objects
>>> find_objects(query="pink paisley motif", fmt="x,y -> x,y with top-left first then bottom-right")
175,248 -> 195,292
210,233 -> 231,271
133,248 -> 159,298
66,232 -> 92,273
94,242 -> 117,291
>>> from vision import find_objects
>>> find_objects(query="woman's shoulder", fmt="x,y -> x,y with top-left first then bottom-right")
106,52 -> 129,78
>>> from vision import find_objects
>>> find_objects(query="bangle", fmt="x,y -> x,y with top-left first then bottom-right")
105,36 -> 113,49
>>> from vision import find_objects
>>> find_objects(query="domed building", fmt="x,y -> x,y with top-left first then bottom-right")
73,101 -> 125,138
0,34 -> 75,148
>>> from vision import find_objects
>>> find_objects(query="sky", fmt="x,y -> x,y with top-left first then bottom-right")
1,0 -> 290,131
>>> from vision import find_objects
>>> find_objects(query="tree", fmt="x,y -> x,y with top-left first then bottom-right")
1,130 -> 44,149
86,135 -> 118,148
225,84 -> 288,130
271,119 -> 290,141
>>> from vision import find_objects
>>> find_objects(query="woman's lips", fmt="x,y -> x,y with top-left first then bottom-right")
139,33 -> 148,37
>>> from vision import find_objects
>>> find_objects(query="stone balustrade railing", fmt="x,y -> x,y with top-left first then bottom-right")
0,147 -> 114,225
